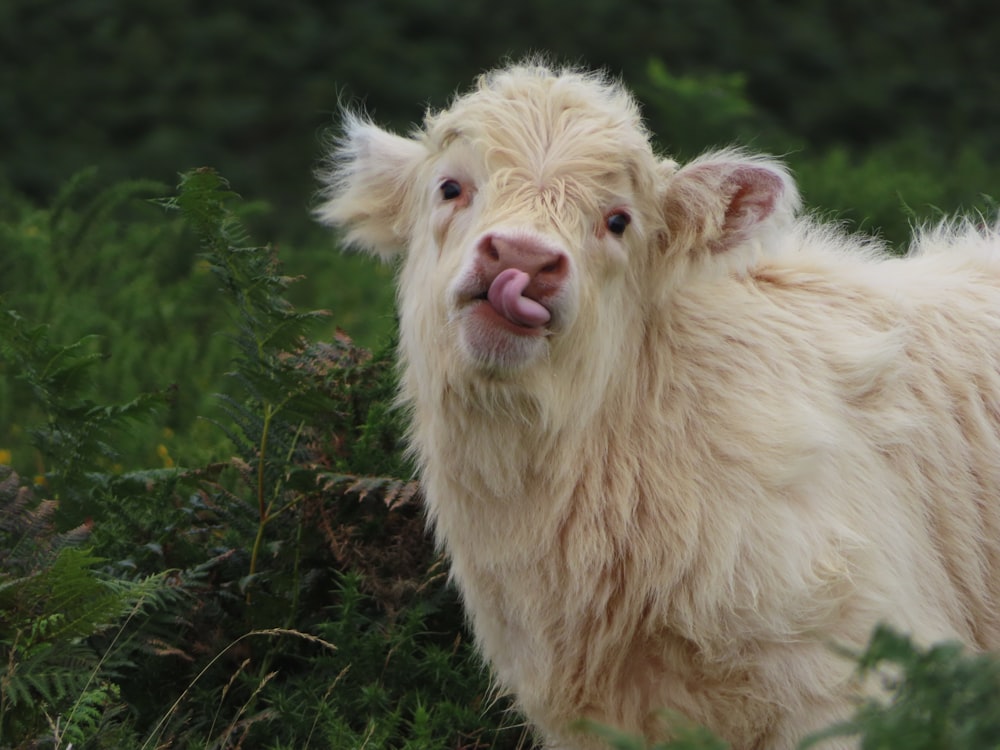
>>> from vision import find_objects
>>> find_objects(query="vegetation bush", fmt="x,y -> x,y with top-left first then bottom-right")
1,160 -> 998,748
0,170 -> 523,749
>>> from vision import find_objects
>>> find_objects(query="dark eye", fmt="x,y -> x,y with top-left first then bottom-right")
606,211 -> 631,236
440,179 -> 463,201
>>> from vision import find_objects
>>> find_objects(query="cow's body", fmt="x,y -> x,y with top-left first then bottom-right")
318,62 -> 1000,749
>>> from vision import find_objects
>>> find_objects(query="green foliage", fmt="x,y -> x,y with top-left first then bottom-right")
250,572 -> 521,750
577,713 -> 729,750
153,167 -> 410,589
0,166 -> 396,480
0,309 -> 165,503
0,467 -> 177,748
0,169 -> 232,475
2,0 -> 997,246
792,141 -> 999,250
637,59 -> 762,160
1,169 -> 515,749
805,626 -> 1000,749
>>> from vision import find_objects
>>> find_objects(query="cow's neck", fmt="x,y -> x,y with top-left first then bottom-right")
413,361 -> 644,568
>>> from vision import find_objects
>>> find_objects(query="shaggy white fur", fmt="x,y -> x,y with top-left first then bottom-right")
317,61 -> 1000,749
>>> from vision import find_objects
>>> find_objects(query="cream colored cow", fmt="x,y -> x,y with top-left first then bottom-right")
317,61 -> 1000,749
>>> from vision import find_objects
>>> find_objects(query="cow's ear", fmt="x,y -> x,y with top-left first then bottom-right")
659,150 -> 799,270
315,113 -> 427,261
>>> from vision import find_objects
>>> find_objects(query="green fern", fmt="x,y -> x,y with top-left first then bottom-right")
54,681 -> 125,749
804,625 -> 1000,749
0,309 -> 165,499
0,468 -> 179,748
574,714 -> 729,750
155,169 -> 336,586
3,169 -> 512,748
138,169 -> 513,749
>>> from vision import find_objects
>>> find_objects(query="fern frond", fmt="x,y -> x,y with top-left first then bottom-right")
0,309 -> 165,492
802,625 -> 1000,749
1,548 -> 171,642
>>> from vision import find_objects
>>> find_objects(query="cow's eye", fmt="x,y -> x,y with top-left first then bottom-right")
606,211 -> 631,236
440,179 -> 463,201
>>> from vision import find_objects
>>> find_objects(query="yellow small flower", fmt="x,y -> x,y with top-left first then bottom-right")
156,444 -> 175,469
0,449 -> 11,465
33,474 -> 47,486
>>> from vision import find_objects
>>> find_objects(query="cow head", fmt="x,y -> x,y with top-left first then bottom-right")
317,63 -> 798,407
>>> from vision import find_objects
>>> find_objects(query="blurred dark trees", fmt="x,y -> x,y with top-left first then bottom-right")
2,0 -> 997,238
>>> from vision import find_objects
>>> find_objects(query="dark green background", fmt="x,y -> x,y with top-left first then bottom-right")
3,0 -> 997,240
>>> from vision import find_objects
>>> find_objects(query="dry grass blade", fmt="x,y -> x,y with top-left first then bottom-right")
140,628 -> 336,750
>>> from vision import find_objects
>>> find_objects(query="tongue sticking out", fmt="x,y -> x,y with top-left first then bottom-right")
486,268 -> 551,328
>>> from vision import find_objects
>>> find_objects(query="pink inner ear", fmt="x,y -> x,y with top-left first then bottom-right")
722,166 -> 784,237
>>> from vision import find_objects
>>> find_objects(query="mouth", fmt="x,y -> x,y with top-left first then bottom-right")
453,287 -> 553,372
465,296 -> 549,337
459,268 -> 553,337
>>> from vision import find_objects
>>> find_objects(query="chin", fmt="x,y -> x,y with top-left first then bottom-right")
457,301 -> 551,374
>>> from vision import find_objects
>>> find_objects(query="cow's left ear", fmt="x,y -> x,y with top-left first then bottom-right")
315,112 -> 428,261
659,150 -> 799,265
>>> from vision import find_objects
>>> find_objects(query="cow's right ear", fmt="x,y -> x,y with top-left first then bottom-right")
658,150 -> 799,276
315,113 -> 427,261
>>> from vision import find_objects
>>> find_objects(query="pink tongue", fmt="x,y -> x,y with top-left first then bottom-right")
486,268 -> 551,327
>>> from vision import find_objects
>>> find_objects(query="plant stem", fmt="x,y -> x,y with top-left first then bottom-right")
256,402 -> 272,521
247,402 -> 274,596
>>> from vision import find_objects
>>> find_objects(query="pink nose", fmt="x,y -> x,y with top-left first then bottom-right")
473,232 -> 569,329
476,232 -> 569,291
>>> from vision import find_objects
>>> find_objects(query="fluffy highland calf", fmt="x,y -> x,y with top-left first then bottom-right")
317,62 -> 1000,749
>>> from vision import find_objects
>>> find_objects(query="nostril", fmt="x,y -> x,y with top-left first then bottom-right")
477,234 -> 502,263
540,255 -> 566,277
